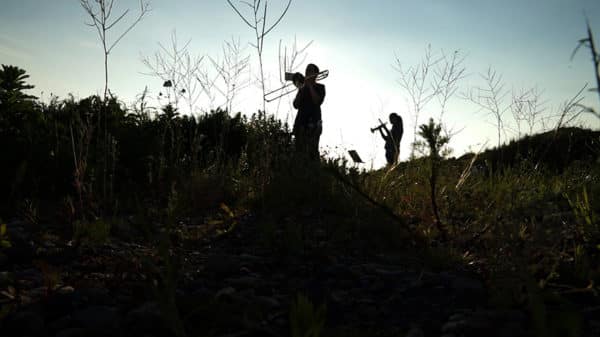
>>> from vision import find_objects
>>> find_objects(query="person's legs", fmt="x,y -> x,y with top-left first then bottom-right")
294,127 -> 309,159
392,147 -> 400,165
385,149 -> 394,166
308,122 -> 322,161
295,123 -> 322,161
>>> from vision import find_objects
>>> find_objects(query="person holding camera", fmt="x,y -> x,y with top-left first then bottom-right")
293,63 -> 326,161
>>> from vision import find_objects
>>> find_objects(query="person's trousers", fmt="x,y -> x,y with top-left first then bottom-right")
294,122 -> 322,161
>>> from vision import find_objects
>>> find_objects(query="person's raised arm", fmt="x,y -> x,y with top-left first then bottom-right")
378,128 -> 389,141
293,89 -> 301,109
304,79 -> 325,106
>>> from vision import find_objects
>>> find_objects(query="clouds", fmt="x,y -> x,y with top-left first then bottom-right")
0,45 -> 31,60
0,33 -> 31,61
78,40 -> 100,50
0,33 -> 22,45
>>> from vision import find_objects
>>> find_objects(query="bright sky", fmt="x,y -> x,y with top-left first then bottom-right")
1,0 -> 600,167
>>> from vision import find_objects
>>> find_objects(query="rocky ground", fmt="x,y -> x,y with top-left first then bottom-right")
0,214 -> 597,337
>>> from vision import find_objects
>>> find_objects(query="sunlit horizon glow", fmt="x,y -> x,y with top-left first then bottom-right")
1,0 -> 600,167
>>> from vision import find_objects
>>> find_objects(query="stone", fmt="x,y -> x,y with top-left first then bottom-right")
238,253 -> 261,262
57,286 -> 75,295
330,290 -> 347,304
497,322 -> 526,337
49,315 -> 74,333
442,310 -> 498,337
6,221 -> 29,242
442,320 -> 467,334
226,276 -> 261,289
216,286 -> 236,299
29,286 -> 49,299
44,291 -> 78,320
111,220 -> 141,239
405,327 -> 424,337
125,301 -> 170,336
15,268 -> 43,285
55,328 -> 87,337
442,274 -> 486,306
374,268 -> 407,277
254,295 -> 280,309
363,305 -> 379,320
3,310 -> 45,337
0,271 -> 13,289
78,287 -> 112,305
451,276 -> 485,296
205,255 -> 240,277
71,305 -> 120,332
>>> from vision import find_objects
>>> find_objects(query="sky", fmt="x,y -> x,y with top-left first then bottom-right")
1,0 -> 600,167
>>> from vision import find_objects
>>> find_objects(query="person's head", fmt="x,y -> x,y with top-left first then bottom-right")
306,63 -> 319,77
389,113 -> 401,125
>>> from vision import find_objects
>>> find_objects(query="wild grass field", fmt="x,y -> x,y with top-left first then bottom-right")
0,62 -> 599,337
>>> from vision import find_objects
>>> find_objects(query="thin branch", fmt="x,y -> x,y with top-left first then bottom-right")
260,1 -> 267,53
262,0 -> 292,37
240,1 -> 254,9
226,0 -> 256,28
108,2 -> 150,53
106,9 -> 130,30
555,84 -> 588,129
105,0 -> 116,19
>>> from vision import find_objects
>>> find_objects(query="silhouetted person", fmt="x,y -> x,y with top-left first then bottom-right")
377,113 -> 403,165
293,64 -> 326,161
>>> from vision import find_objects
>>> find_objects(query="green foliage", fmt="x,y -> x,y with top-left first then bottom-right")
0,64 -> 36,103
290,293 -> 327,337
416,118 -> 450,160
135,183 -> 188,337
416,118 -> 451,236
0,222 -> 10,249
566,187 -> 599,243
147,234 -> 186,337
358,135 -> 599,333
72,218 -> 111,245
480,127 -> 600,172
0,220 -> 9,268
565,187 -> 600,282
526,274 -> 583,337
0,66 -> 287,218
2,64 -> 600,335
